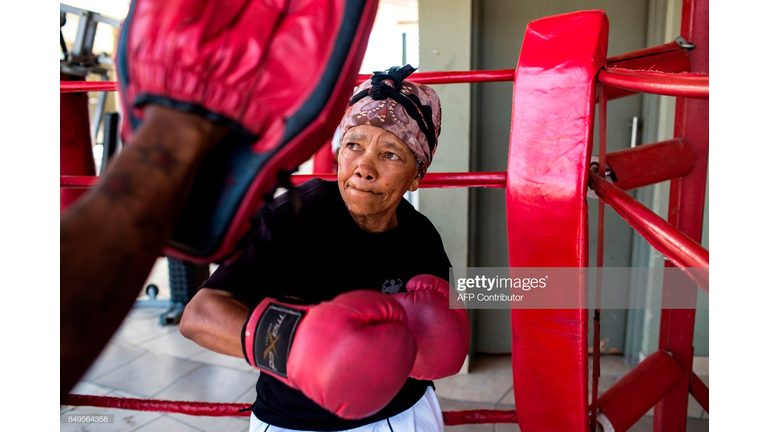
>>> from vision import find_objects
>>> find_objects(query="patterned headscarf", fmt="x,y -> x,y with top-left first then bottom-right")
335,65 -> 442,177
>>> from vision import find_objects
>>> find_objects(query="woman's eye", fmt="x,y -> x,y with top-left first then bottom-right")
346,142 -> 360,150
385,152 -> 400,161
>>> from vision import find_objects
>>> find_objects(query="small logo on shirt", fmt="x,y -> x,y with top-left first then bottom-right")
381,278 -> 403,294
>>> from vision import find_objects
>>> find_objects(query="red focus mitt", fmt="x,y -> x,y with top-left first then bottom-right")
242,291 -> 417,419
117,0 -> 378,262
391,275 -> 470,380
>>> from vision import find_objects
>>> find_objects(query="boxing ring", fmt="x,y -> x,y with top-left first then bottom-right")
60,1 -> 709,431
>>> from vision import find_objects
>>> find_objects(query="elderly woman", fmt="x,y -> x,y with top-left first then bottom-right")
181,65 -> 468,432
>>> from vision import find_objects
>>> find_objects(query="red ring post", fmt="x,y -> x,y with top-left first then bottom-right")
505,11 -> 609,432
60,73 -> 96,210
654,0 -> 709,429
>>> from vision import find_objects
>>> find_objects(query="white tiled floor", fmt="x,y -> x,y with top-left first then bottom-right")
62,305 -> 708,432
62,306 -> 253,432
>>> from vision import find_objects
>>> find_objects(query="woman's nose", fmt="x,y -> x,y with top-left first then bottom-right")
354,151 -> 378,180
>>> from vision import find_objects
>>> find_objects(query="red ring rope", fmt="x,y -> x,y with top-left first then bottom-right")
598,69 -> 709,99
63,395 -> 518,425
589,170 -> 709,291
61,68 -> 710,98
356,70 -> 516,85
59,70 -> 517,94
65,394 -> 250,417
60,172 -> 509,189
60,81 -> 119,93
443,409 -> 519,425
58,39 -> 706,100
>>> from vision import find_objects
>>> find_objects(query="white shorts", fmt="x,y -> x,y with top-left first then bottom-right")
249,387 -> 444,432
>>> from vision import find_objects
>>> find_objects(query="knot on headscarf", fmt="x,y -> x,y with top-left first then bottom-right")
367,64 -> 417,99
348,64 -> 437,153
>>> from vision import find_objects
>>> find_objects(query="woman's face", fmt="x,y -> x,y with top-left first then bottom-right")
337,125 -> 420,221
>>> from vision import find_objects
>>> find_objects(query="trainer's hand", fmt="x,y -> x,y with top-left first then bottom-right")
242,290 -> 417,419
391,275 -> 470,380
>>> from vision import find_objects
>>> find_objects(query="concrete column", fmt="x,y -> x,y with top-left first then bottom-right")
417,0 -> 473,269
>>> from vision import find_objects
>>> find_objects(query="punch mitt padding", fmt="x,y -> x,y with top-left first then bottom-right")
117,0 -> 379,262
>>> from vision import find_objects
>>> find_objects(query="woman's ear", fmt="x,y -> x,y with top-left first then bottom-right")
408,174 -> 420,192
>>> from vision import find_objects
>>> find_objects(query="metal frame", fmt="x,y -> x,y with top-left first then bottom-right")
60,3 -> 121,146
60,3 -> 119,75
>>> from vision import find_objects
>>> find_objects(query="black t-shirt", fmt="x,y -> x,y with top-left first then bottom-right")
202,179 -> 451,431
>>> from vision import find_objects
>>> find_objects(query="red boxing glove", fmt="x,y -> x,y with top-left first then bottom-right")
117,0 -> 378,262
392,275 -> 470,380
242,290 -> 417,419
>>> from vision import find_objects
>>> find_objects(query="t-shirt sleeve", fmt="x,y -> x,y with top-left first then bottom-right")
201,208 -> 292,306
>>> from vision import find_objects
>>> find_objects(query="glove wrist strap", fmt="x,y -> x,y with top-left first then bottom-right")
243,300 -> 307,379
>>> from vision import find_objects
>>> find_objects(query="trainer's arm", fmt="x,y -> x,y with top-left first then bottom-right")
179,288 -> 250,358
60,105 -> 227,400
